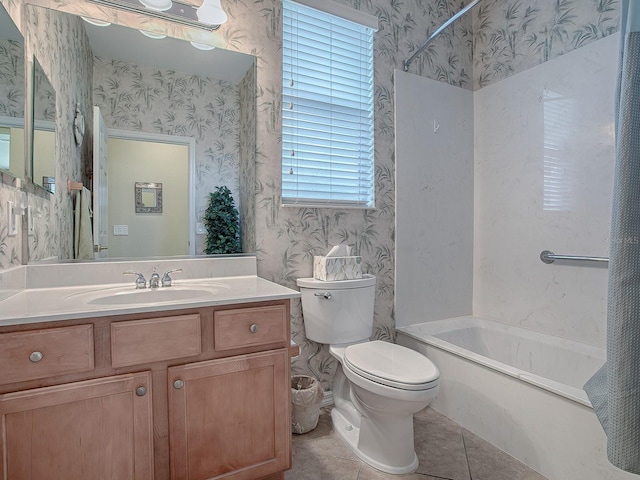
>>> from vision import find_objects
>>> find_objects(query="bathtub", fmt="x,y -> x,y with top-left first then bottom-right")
396,316 -> 637,480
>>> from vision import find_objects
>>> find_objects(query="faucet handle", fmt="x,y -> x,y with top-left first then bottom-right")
123,271 -> 146,289
149,272 -> 161,288
162,268 -> 182,287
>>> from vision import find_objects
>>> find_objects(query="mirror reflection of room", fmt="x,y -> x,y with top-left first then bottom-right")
0,2 -> 25,180
32,59 -> 56,193
24,5 -> 256,262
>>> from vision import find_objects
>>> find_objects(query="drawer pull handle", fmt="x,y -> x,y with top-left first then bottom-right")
136,386 -> 147,397
314,292 -> 332,300
29,351 -> 44,363
173,380 -> 184,390
249,324 -> 259,333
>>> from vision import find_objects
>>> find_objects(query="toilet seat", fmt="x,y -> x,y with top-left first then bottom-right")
343,341 -> 439,391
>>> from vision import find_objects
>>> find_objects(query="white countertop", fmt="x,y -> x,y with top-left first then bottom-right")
0,256 -> 301,327
0,275 -> 300,327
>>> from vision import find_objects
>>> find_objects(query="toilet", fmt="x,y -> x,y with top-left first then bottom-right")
297,274 -> 439,474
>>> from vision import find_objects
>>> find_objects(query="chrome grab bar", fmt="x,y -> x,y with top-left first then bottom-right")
540,250 -> 609,264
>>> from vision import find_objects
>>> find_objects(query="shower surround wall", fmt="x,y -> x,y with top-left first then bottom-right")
395,71 -> 474,325
470,0 -> 620,347
473,33 -> 618,347
396,1 -> 620,343
395,4 -> 622,477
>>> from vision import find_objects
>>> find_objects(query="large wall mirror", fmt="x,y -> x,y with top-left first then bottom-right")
24,3 -> 256,263
0,2 -> 25,182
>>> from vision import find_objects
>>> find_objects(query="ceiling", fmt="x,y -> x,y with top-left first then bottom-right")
84,21 -> 254,83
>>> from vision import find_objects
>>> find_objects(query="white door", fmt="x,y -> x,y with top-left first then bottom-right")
93,106 -> 109,258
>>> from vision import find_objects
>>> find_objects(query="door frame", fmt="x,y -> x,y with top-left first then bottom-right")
107,129 -> 196,255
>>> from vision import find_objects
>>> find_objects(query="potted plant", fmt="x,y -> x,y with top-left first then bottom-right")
203,186 -> 241,254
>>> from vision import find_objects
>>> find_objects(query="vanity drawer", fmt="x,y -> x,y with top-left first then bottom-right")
214,305 -> 287,351
0,324 -> 94,384
111,314 -> 201,368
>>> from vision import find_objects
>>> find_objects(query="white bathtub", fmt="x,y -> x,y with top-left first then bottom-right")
396,316 -> 637,480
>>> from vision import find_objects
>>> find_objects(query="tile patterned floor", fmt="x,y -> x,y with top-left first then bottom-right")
285,407 -> 548,480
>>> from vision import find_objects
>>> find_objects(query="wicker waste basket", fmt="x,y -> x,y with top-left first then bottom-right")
291,375 -> 324,434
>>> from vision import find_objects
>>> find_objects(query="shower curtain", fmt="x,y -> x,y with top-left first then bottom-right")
584,0 -> 640,474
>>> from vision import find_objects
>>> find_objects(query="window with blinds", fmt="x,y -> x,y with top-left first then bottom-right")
282,0 -> 375,208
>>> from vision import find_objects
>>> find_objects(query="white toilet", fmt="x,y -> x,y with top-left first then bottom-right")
297,274 -> 439,474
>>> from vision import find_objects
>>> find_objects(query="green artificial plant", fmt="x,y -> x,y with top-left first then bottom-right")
204,186 -> 241,254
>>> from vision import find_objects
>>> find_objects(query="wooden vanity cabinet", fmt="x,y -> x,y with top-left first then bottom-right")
0,371 -> 154,480
168,349 -> 290,480
0,300 -> 292,480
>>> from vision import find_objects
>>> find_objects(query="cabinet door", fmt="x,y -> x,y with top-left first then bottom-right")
0,372 -> 153,480
168,349 -> 290,480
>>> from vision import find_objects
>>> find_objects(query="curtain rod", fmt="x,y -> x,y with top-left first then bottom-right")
403,0 -> 481,72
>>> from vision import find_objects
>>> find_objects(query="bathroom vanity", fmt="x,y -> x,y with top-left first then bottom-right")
0,256 -> 300,480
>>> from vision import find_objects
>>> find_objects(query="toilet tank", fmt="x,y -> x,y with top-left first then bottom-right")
297,274 -> 376,345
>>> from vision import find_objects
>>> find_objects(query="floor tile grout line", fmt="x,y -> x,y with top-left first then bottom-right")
461,429 -> 474,480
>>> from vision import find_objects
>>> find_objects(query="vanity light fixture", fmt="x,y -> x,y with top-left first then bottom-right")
138,0 -> 172,11
140,30 -> 167,39
190,41 -> 215,50
196,0 -> 227,25
80,16 -> 112,26
88,0 -> 227,30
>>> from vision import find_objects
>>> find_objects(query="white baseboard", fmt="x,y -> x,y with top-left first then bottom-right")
320,390 -> 333,408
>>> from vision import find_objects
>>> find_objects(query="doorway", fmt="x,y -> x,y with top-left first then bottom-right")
106,130 -> 195,257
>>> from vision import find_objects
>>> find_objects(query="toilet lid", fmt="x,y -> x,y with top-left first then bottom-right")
344,341 -> 439,391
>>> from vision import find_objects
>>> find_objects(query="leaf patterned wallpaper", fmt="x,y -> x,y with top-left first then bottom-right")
0,174 -> 22,268
473,0 -> 620,89
0,38 -> 24,269
0,0 -> 621,389
0,39 -> 23,118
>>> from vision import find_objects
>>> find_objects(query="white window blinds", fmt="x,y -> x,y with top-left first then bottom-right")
282,0 -> 375,208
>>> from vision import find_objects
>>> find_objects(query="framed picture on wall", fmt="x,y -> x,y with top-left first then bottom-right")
135,182 -> 163,213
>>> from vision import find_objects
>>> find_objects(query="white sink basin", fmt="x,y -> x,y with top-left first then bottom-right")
66,283 -> 228,306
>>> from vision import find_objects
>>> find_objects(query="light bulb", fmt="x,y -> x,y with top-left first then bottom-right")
190,41 -> 216,50
140,30 -> 167,39
81,16 -> 112,27
196,0 -> 227,25
139,0 -> 173,12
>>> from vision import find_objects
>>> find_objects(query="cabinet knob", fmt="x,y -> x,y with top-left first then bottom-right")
136,386 -> 147,397
29,351 -> 44,363
173,379 -> 184,389
249,324 -> 259,333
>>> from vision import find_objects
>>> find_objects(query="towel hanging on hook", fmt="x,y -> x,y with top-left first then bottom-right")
67,180 -> 83,194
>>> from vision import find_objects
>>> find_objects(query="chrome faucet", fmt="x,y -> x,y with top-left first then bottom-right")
123,271 -> 146,289
148,272 -> 161,288
162,269 -> 182,287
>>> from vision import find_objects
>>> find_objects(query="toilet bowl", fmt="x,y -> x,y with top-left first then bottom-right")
330,340 -> 439,474
297,275 -> 440,474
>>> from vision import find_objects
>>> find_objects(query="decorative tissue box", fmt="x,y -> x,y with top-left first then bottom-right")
313,256 -> 362,281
